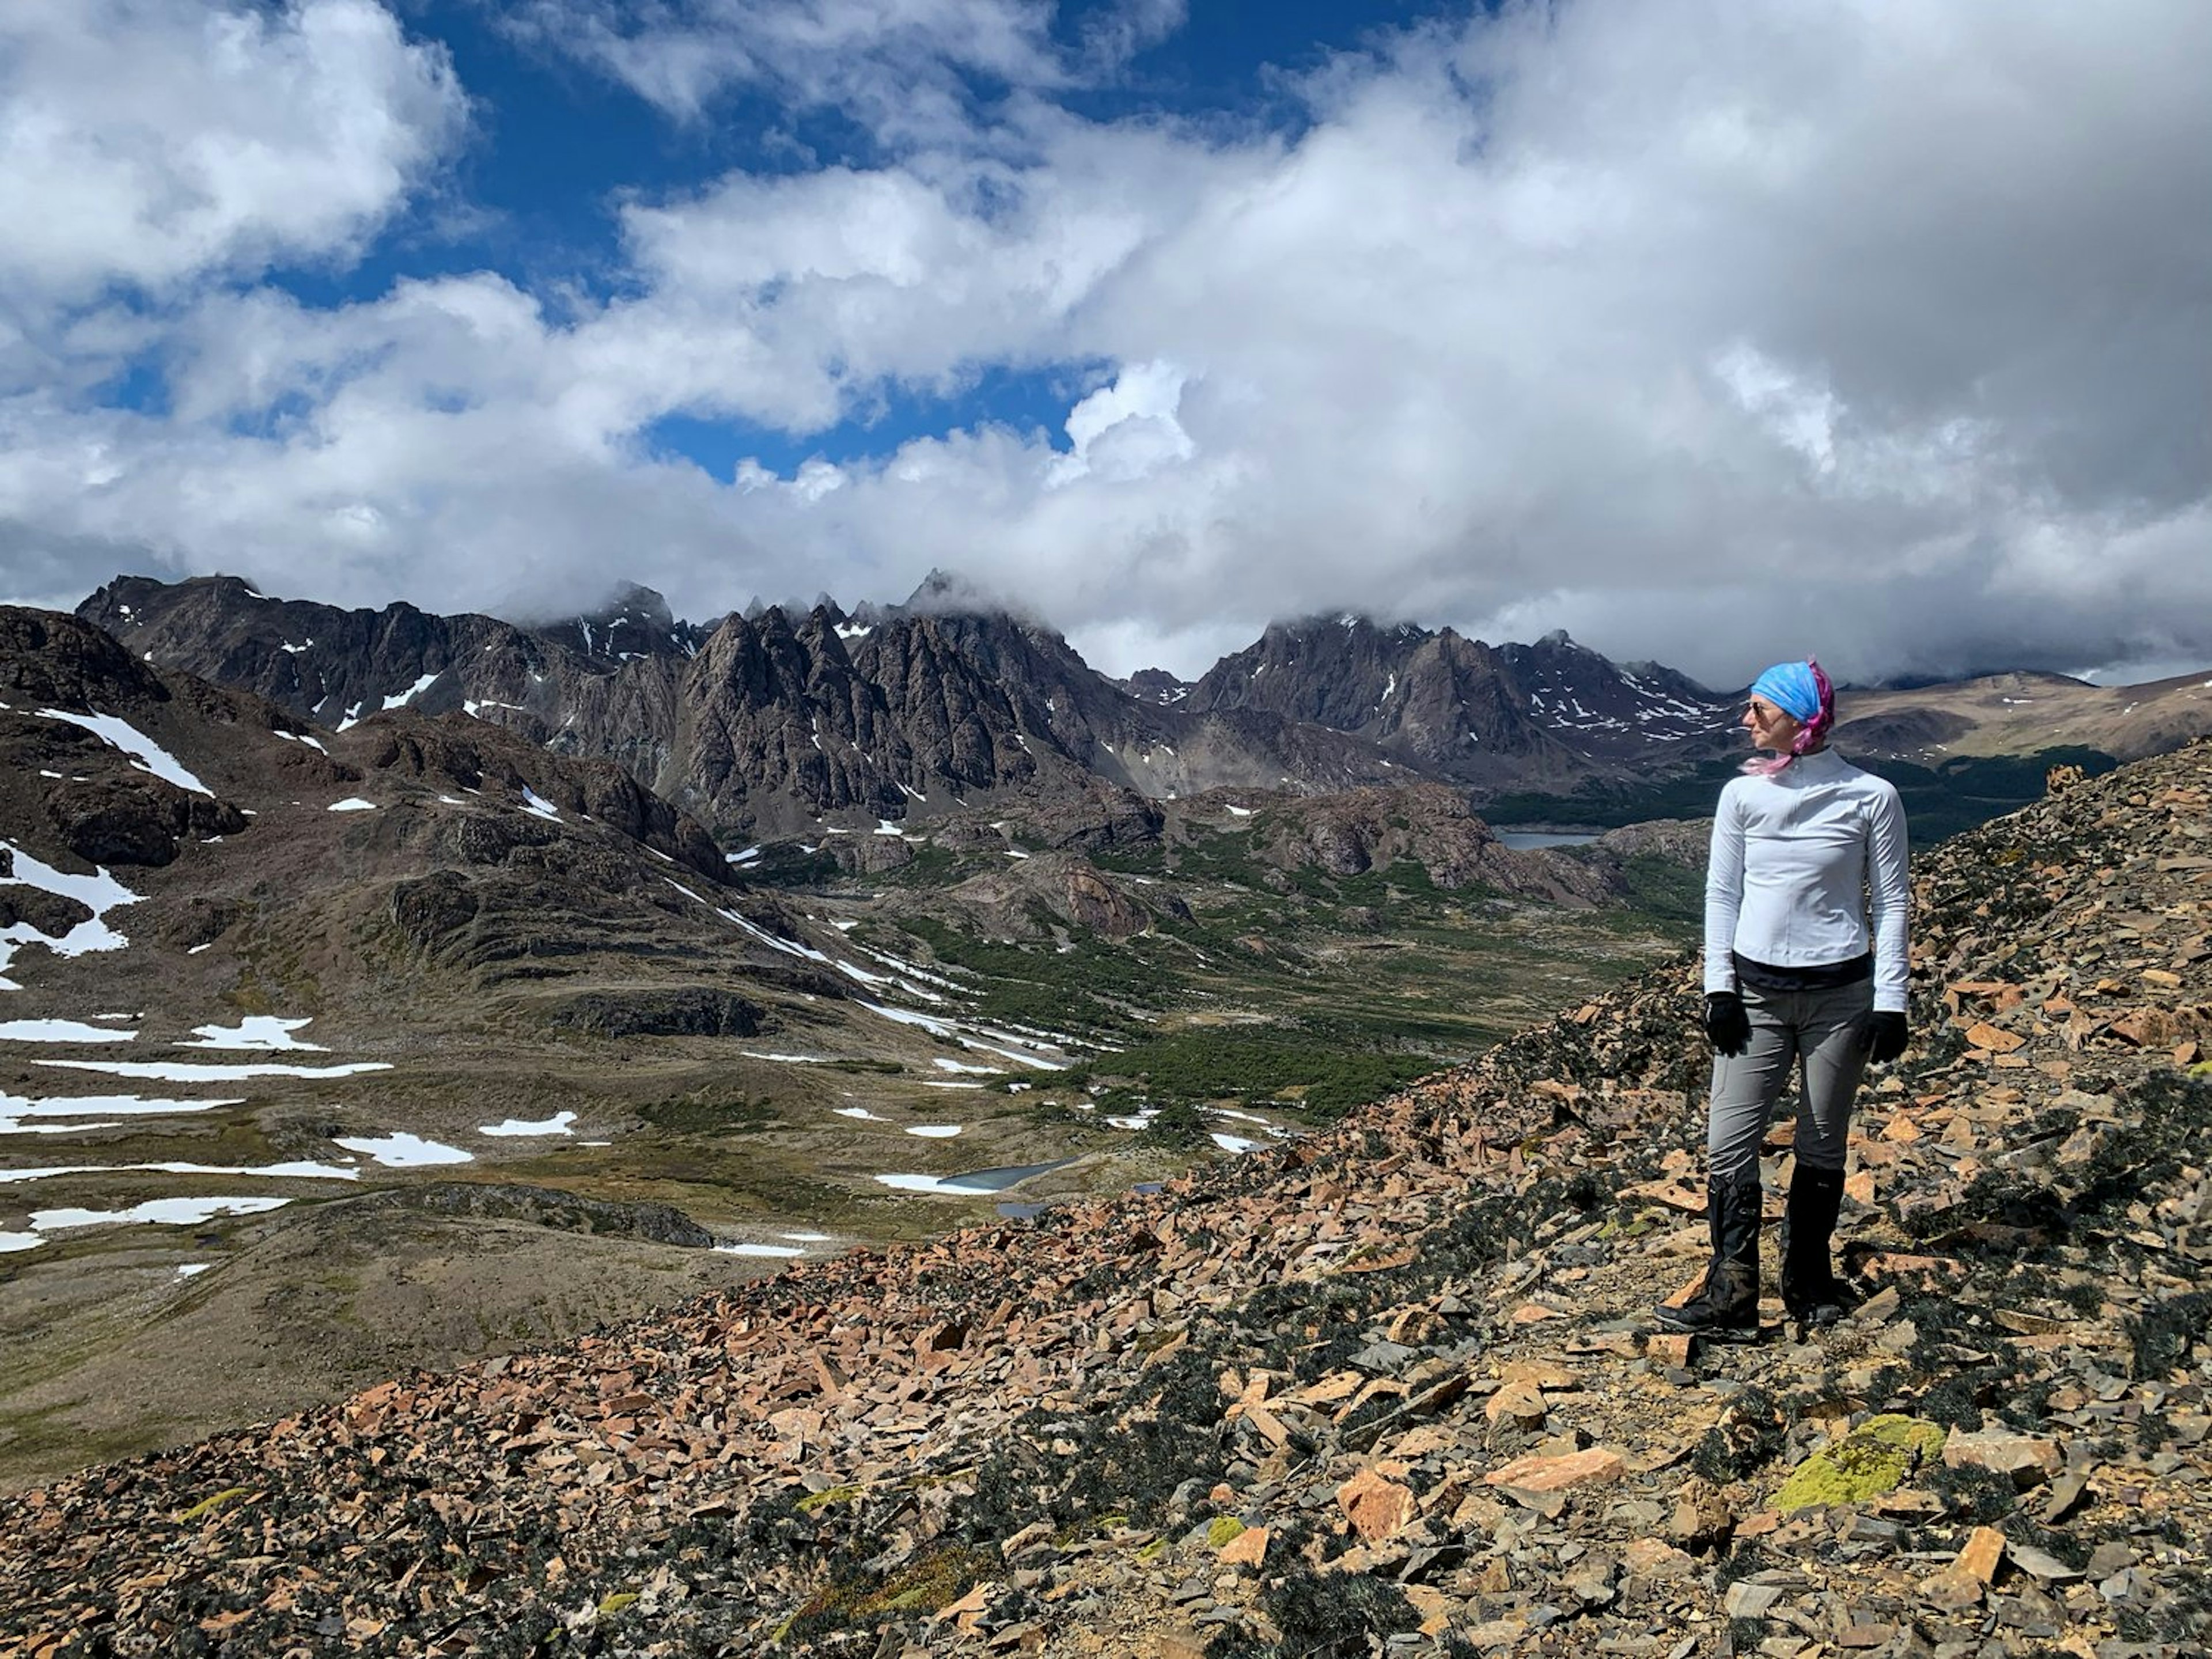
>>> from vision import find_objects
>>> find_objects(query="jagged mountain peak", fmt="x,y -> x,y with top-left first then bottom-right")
544,582 -> 714,664
1263,612 -> 1433,644
582,582 -> 673,625
899,566 -> 1002,615
1120,667 -> 1191,706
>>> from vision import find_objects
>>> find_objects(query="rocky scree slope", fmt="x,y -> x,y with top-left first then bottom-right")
3,747 -> 2211,1658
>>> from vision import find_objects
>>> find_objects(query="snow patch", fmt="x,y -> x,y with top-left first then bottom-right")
328,797 -> 377,812
905,1124 -> 965,1137
0,1159 -> 358,1184
35,710 -> 210,796
40,1058 -> 391,1082
0,1091 -> 238,1136
478,1112 -> 577,1138
31,1196 -> 291,1232
872,1173 -> 990,1195
382,673 -> 440,710
332,1132 -> 473,1168
0,1020 -> 137,1044
1,843 -> 142,986
182,1016 -> 325,1052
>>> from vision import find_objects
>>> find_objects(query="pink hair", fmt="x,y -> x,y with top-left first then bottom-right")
1741,657 -> 1834,777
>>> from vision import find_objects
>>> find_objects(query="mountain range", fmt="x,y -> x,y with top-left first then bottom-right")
73,573 -> 2212,842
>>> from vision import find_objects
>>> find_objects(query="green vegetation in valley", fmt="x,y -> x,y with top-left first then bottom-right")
1069,1022 -> 1443,1122
1599,853 -> 1703,929
888,915 -> 1156,1036
733,843 -> 842,887
872,823 -> 1691,1130
638,1092 -> 780,1135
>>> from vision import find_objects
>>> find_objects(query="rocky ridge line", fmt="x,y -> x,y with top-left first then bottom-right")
2,745 -> 2209,1657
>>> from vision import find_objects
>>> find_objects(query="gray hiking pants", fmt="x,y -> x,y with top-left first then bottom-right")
1708,980 -> 1874,1183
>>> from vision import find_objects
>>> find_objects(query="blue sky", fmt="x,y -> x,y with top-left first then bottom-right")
2,1 -> 2208,684
259,0 -> 1472,478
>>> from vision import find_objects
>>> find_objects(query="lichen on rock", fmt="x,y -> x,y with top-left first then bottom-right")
1770,1415 -> 1946,1512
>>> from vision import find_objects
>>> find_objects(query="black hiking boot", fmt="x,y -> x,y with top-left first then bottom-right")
1654,1175 -> 1763,1344
1781,1164 -> 1855,1335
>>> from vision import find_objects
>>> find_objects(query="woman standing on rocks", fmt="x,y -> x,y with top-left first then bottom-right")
1656,659 -> 1911,1343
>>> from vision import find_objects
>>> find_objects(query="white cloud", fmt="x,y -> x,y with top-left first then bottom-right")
1,0 -> 2209,688
1052,359 -> 1191,483
0,0 -> 465,311
505,0 -> 1192,135
502,0 -> 1064,138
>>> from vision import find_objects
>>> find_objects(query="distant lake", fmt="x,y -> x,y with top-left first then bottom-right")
1497,829 -> 1602,850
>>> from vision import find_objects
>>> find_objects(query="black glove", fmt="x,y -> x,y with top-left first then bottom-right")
1865,1011 -> 1909,1064
1705,991 -> 1751,1057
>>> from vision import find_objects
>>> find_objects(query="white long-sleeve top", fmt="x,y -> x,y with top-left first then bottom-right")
1703,748 -> 1912,1012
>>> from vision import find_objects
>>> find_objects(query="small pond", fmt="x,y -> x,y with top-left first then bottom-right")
1496,829 -> 1602,851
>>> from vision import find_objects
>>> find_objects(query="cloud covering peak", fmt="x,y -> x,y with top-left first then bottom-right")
0,0 -> 2206,687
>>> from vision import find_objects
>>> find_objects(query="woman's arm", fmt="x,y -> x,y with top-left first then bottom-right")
1866,783 -> 1912,1011
1703,784 -> 1747,995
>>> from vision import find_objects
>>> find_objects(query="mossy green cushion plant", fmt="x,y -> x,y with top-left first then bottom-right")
1770,1415 -> 1946,1512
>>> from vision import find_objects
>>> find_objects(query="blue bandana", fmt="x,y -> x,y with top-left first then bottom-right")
1751,661 -> 1821,723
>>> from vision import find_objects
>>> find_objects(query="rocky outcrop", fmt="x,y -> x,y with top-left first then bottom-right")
1119,668 -> 1192,706
1,608 -> 263,869
543,987 -> 766,1039
333,713 -> 726,881
1249,783 -> 1614,905
1584,816 -> 1710,866
1059,863 -> 1150,938
930,782 -> 1167,857
340,1183 -> 718,1248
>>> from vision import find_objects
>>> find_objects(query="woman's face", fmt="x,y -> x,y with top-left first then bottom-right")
1743,695 -> 1800,753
